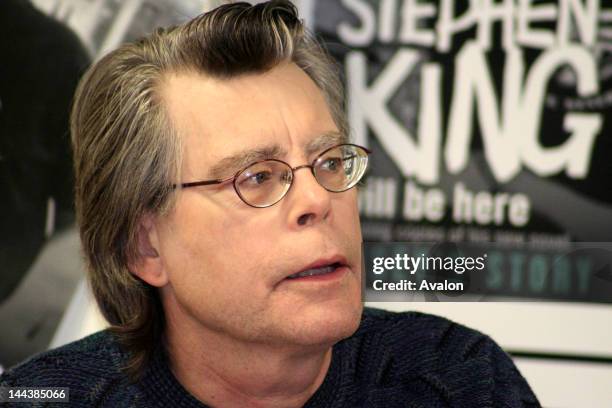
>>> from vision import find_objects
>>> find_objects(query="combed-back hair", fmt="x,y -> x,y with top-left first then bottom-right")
70,0 -> 347,380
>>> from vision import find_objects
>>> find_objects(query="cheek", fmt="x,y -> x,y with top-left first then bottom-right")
158,205 -> 270,321
160,198 -> 277,288
336,190 -> 362,235
168,194 -> 252,251
334,191 -> 363,277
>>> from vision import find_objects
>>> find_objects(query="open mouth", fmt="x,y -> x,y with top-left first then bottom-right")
286,262 -> 343,279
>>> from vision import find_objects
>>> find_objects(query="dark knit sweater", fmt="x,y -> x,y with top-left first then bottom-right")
0,308 -> 540,407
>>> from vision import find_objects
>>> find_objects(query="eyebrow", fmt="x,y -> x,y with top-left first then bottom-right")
304,131 -> 348,156
206,131 -> 348,180
207,144 -> 286,180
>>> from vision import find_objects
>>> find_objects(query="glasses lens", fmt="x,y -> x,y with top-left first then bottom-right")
235,160 -> 292,207
313,144 -> 368,192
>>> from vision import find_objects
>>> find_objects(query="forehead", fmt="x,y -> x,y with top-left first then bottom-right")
160,63 -> 341,179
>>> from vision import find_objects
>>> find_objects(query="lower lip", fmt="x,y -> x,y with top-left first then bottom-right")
285,265 -> 349,283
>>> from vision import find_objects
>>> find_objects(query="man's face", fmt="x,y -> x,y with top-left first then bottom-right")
155,63 -> 363,348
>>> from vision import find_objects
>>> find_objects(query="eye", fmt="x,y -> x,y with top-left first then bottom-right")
251,171 -> 272,185
320,157 -> 342,172
241,171 -> 273,187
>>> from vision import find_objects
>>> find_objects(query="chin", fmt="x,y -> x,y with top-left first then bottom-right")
289,300 -> 364,346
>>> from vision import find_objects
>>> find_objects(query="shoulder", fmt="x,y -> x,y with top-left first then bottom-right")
1,330 -> 124,384
353,307 -> 503,373
357,307 -> 490,353
341,308 -> 540,407
0,330 -> 138,406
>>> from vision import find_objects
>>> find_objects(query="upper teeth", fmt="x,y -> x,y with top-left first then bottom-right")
288,265 -> 336,279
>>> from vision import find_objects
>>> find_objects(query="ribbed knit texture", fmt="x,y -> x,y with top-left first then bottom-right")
1,308 -> 540,407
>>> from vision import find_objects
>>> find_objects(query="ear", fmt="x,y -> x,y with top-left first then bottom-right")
129,214 -> 168,287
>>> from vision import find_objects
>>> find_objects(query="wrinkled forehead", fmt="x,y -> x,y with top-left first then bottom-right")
160,63 -> 345,180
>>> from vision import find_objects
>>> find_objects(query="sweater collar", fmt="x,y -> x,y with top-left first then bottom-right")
139,340 -> 346,408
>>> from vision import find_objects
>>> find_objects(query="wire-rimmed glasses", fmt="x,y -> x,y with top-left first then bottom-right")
177,143 -> 370,208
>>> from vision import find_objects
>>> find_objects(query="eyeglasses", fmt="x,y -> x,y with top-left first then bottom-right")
177,143 -> 370,208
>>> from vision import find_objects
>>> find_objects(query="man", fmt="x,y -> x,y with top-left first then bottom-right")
0,1 -> 539,407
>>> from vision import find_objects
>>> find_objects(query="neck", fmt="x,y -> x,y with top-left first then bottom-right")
163,300 -> 333,408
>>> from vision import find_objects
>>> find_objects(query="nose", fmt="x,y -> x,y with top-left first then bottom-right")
285,165 -> 332,228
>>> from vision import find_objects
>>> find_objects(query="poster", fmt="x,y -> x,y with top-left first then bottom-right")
310,0 -> 612,303
0,0 -> 207,370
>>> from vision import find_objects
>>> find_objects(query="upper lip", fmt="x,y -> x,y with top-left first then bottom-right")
284,254 -> 349,280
